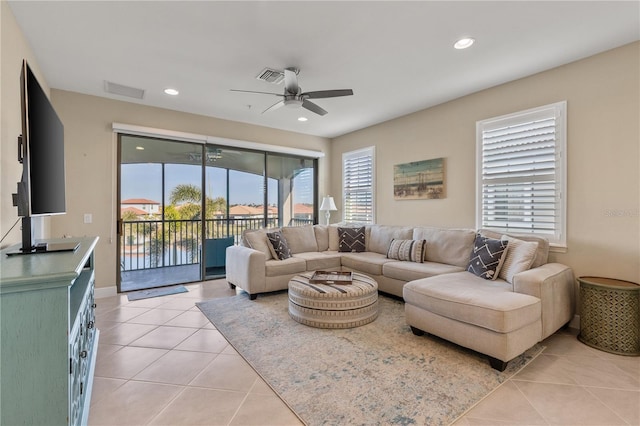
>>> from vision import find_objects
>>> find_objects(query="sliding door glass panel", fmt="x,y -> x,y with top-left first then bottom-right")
266,155 -> 316,226
118,135 -> 203,291
212,148 -> 267,235
203,146 -> 232,278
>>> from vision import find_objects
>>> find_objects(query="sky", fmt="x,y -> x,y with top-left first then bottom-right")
121,163 -> 311,206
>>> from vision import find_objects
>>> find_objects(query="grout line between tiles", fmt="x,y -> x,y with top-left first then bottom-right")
450,345 -> 547,424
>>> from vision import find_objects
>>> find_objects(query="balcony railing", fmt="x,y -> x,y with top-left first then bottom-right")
120,217 -> 312,272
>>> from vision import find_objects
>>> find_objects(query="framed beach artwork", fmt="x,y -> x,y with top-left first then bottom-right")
393,157 -> 445,200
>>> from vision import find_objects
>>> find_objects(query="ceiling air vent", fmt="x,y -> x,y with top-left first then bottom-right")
104,81 -> 145,99
255,68 -> 284,84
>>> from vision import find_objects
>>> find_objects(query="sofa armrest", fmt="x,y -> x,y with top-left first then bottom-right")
225,245 -> 266,296
513,263 -> 575,339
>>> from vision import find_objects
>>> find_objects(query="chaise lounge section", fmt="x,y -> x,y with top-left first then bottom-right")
225,224 -> 575,369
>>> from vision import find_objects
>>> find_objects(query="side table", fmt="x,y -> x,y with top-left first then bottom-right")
577,276 -> 640,356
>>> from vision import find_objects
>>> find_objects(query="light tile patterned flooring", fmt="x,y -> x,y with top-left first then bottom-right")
91,280 -> 640,426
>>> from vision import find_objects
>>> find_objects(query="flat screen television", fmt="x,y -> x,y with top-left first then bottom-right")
9,60 -> 71,255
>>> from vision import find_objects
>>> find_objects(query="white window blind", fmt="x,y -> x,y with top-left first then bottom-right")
343,147 -> 375,224
477,102 -> 566,246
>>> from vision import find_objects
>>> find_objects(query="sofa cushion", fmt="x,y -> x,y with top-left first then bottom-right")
383,261 -> 464,282
243,228 -> 278,260
266,231 -> 292,260
499,235 -> 538,284
340,252 -> 393,276
369,225 -> 414,255
479,228 -> 549,268
281,225 -> 317,254
293,252 -> 342,271
265,256 -> 306,277
387,239 -> 426,263
313,225 -> 330,251
467,234 -> 509,280
403,271 -> 541,333
328,225 -> 341,251
338,227 -> 366,252
412,227 -> 476,267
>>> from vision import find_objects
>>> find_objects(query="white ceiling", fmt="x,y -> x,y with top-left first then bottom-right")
9,1 -> 640,139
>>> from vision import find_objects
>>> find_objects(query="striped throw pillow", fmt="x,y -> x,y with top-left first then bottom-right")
386,239 -> 426,263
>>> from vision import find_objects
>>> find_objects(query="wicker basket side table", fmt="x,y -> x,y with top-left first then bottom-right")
578,276 -> 640,356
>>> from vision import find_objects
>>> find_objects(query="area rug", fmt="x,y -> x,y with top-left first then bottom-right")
127,285 -> 188,301
197,292 -> 543,425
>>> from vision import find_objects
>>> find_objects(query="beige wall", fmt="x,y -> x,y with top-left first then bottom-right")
331,42 -> 640,284
49,90 -> 330,291
1,1 -> 53,246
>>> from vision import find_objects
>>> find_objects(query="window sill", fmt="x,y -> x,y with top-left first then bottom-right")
549,244 -> 567,254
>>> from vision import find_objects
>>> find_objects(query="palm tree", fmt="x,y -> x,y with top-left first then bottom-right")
151,184 -> 227,264
169,184 -> 226,220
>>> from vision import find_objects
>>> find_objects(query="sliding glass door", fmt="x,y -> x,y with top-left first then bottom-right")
117,135 -> 318,291
118,137 -> 203,291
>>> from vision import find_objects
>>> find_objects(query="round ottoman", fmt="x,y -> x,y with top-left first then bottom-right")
288,272 -> 378,329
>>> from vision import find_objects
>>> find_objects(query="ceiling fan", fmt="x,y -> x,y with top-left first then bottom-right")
231,67 -> 353,116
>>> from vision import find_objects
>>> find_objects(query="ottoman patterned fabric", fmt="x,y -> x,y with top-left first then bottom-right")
288,272 -> 378,328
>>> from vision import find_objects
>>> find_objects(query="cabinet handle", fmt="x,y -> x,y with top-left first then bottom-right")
80,350 -> 88,359
87,321 -> 94,329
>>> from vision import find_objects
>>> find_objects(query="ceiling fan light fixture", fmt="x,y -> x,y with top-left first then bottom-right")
284,98 -> 303,108
454,37 -> 475,49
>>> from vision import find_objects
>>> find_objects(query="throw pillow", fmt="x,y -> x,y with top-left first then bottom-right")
243,228 -> 276,260
387,239 -> 426,263
338,227 -> 366,252
498,235 -> 538,283
266,231 -> 292,260
467,234 -> 509,280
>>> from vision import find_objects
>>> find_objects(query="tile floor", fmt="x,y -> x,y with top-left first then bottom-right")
91,280 -> 640,426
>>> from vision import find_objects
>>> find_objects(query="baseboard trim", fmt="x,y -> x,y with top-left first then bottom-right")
95,286 -> 118,298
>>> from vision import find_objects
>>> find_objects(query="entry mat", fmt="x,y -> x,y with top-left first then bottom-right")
127,285 -> 188,301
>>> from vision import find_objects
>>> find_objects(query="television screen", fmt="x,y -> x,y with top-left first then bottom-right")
22,61 -> 66,216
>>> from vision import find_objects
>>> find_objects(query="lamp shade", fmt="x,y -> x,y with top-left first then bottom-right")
319,196 -> 337,211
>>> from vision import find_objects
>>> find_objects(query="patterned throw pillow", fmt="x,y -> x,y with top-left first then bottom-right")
387,239 -> 426,263
266,231 -> 292,260
338,227 -> 366,253
467,234 -> 509,280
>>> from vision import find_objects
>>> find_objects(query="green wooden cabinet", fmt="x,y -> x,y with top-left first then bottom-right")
1,237 -> 99,425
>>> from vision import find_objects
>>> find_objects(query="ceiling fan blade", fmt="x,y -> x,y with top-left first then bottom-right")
284,67 -> 299,94
262,99 -> 285,114
302,100 -> 328,116
302,89 -> 353,99
230,89 -> 283,97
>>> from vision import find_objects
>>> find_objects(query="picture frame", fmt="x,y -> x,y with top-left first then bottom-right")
393,157 -> 445,200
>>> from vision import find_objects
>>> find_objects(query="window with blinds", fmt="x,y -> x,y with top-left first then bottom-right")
476,102 -> 566,246
342,147 -> 375,224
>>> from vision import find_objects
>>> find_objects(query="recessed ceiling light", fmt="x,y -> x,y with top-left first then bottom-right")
298,117 -> 308,122
454,37 -> 475,50
136,146 -> 144,150
164,88 -> 179,96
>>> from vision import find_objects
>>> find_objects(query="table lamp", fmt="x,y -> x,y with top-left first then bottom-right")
319,196 -> 337,225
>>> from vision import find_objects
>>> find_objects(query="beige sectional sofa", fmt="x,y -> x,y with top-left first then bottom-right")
225,224 -> 575,370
